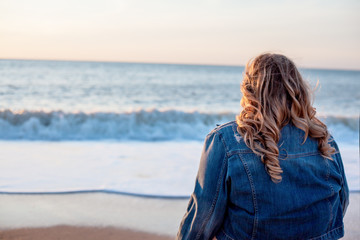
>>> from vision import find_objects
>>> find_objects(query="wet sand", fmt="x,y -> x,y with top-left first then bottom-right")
0,193 -> 358,239
0,225 -> 172,240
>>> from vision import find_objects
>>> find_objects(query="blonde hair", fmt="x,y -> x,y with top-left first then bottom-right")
236,53 -> 335,183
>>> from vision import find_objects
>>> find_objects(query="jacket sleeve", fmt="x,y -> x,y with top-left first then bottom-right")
177,131 -> 228,240
331,140 -> 349,216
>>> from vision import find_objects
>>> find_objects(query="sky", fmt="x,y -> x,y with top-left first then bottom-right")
0,0 -> 359,70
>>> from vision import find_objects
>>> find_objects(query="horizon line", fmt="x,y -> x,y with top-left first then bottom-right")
1,57 -> 360,72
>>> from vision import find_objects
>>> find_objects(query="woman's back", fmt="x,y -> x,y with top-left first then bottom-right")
216,122 -> 348,239
177,53 -> 349,240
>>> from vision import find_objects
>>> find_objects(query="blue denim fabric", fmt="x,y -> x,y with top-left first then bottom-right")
177,121 -> 349,240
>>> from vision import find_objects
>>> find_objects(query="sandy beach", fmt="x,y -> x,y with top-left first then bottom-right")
0,226 -> 172,240
0,192 -> 358,239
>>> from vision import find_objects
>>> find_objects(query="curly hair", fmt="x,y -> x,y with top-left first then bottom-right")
236,53 -> 335,183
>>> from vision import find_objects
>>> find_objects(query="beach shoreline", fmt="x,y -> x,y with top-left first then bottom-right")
0,225 -> 173,240
0,193 -> 188,236
0,192 -> 359,239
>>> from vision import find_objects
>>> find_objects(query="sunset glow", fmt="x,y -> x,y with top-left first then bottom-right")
1,0 -> 359,69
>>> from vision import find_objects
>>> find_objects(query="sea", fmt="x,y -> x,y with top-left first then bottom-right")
0,59 -> 359,197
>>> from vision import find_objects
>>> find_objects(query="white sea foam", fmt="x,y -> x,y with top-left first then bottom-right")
0,141 -> 202,197
0,141 -> 358,197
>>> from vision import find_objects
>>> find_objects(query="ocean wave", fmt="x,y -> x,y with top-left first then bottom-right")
0,109 -> 234,140
0,109 -> 357,141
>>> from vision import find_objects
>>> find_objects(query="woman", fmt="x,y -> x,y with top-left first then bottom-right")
177,53 -> 349,240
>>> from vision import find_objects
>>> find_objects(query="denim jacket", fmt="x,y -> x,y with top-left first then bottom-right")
177,121 -> 349,240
